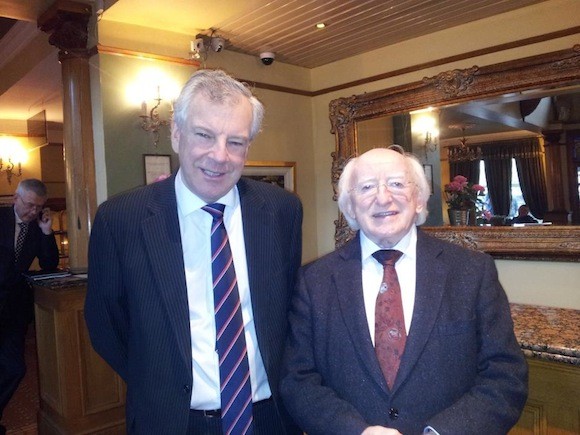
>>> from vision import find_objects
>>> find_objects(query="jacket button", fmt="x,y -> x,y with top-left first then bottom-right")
389,408 -> 399,419
183,384 -> 191,394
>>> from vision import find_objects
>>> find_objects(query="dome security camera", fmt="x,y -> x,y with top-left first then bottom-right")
211,37 -> 225,52
260,51 -> 275,66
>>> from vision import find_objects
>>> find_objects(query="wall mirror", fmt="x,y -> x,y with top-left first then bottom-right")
329,45 -> 580,261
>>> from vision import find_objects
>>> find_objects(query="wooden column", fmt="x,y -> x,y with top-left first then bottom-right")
38,0 -> 97,273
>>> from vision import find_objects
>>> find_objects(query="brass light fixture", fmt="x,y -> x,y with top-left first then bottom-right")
447,123 -> 482,162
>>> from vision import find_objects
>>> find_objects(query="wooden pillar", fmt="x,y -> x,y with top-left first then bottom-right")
38,0 -> 97,273
543,132 -> 571,224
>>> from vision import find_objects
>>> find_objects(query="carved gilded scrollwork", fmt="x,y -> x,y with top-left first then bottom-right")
330,151 -> 348,201
329,96 -> 357,134
423,66 -> 479,98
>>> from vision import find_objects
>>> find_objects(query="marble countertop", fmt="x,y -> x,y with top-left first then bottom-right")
510,303 -> 580,366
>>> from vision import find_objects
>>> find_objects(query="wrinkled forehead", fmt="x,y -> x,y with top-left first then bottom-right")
354,151 -> 408,181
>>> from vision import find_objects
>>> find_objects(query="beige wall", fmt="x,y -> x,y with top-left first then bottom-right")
97,0 -> 580,307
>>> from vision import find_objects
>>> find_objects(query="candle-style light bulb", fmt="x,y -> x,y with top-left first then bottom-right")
141,101 -> 147,116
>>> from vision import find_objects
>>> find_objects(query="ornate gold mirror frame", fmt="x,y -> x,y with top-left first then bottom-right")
329,46 -> 580,262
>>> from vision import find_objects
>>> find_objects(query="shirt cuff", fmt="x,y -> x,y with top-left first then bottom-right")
423,426 -> 440,435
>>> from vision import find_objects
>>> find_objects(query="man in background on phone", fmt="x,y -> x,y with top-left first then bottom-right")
0,178 -> 59,434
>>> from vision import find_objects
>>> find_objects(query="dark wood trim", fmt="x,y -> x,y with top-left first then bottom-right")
97,25 -> 580,98
97,44 -> 201,67
313,26 -> 580,96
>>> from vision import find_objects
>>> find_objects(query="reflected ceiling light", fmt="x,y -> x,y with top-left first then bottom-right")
316,23 -> 326,29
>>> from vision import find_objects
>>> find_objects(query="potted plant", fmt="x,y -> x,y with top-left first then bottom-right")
444,175 -> 486,225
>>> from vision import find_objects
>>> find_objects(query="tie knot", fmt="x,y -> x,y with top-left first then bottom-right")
372,249 -> 402,267
202,203 -> 225,220
18,222 -> 27,229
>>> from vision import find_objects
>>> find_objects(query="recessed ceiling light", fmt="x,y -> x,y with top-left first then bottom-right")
316,23 -> 326,29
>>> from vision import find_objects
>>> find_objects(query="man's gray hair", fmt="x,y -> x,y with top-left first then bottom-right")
337,146 -> 431,230
172,69 -> 264,140
16,178 -> 48,198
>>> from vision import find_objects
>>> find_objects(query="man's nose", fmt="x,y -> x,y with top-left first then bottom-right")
375,183 -> 393,201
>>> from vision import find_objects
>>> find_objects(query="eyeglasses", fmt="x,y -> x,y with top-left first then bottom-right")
350,180 -> 415,199
17,195 -> 45,211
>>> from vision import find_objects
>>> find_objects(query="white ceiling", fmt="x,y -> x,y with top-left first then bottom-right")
0,0 -> 550,124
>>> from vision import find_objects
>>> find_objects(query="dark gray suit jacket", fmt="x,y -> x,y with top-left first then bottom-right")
281,231 -> 528,435
85,175 -> 303,434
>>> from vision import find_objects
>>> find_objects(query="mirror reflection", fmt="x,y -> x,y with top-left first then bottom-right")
356,87 -> 580,227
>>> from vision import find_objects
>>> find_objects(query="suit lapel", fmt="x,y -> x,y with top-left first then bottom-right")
336,236 -> 389,391
140,177 -> 192,366
393,231 -> 447,391
236,179 -> 272,364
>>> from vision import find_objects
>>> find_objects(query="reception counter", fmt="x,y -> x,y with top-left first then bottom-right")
511,303 -> 580,366
509,303 -> 580,434
33,276 -> 126,434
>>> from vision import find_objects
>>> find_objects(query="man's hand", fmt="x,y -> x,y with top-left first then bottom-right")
361,426 -> 402,435
37,207 -> 53,235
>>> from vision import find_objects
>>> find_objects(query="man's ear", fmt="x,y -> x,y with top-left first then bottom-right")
170,122 -> 180,154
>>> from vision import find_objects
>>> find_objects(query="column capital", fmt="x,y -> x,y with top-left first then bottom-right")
38,0 -> 92,54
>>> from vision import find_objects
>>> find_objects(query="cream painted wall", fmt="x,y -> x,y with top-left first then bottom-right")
309,0 -> 580,307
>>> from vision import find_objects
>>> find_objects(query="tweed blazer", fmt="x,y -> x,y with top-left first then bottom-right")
281,230 -> 528,435
85,175 -> 303,434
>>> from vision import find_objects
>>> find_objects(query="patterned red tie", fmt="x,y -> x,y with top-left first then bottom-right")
372,249 -> 405,389
202,204 -> 253,435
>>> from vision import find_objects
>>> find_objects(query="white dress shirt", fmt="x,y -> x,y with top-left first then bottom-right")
174,170 -> 271,410
360,227 -> 417,344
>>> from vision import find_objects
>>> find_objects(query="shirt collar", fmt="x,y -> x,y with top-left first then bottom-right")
174,169 -> 238,218
360,226 -> 417,264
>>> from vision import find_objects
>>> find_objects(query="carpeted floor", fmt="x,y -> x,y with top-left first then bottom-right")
2,326 -> 39,435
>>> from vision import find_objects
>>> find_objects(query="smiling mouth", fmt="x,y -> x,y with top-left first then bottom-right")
373,211 -> 397,218
202,168 -> 225,177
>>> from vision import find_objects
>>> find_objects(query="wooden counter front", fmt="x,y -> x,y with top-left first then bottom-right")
33,279 -> 125,434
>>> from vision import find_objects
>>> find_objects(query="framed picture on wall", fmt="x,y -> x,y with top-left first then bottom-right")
242,161 -> 296,192
143,154 -> 171,185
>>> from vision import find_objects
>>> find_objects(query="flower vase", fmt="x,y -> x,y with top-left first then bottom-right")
448,209 -> 470,226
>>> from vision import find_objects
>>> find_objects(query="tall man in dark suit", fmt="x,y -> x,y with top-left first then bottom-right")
0,179 -> 59,434
85,69 -> 303,434
281,147 -> 528,435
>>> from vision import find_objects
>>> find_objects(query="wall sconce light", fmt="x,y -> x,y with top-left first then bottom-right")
139,85 -> 171,147
0,157 -> 22,184
424,130 -> 438,153
0,136 -> 24,184
411,109 -> 439,158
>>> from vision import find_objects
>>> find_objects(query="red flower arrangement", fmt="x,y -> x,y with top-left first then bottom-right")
444,175 -> 485,210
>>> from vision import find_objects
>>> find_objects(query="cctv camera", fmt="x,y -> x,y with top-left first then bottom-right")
194,37 -> 205,53
260,51 -> 275,66
211,37 -> 225,52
